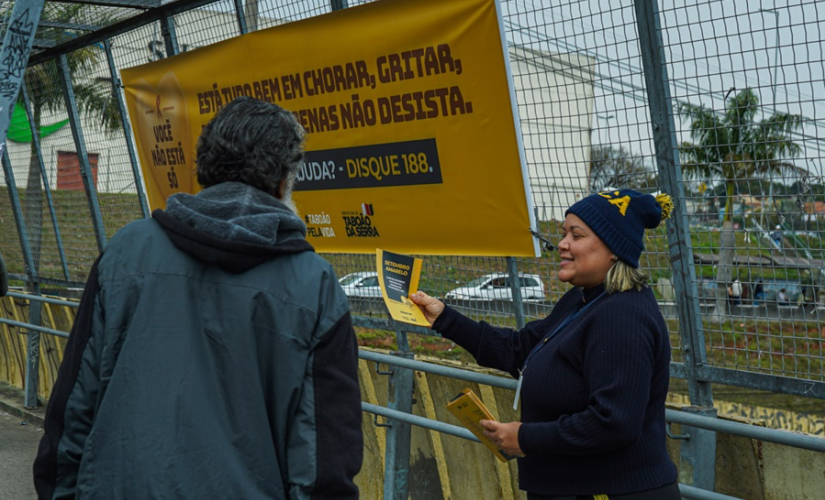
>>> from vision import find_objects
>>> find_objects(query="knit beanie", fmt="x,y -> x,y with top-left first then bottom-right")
565,189 -> 673,268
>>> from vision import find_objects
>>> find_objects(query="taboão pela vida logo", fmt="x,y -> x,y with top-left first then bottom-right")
304,212 -> 336,238
342,203 -> 380,237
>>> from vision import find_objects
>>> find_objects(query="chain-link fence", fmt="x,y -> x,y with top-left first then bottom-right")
1,0 -> 824,404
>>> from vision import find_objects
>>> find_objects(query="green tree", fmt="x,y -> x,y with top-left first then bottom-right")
588,145 -> 657,192
20,4 -> 122,276
678,88 -> 805,320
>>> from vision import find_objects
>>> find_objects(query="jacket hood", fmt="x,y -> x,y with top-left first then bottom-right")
153,182 -> 313,273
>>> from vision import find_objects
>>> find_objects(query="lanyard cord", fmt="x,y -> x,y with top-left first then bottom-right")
520,290 -> 606,373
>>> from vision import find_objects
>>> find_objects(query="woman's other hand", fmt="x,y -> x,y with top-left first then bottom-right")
480,420 -> 524,457
410,291 -> 445,325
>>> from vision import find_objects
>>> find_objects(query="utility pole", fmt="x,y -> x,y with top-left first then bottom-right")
759,8 -> 780,233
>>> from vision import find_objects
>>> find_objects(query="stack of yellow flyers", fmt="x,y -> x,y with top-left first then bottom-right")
446,388 -> 515,462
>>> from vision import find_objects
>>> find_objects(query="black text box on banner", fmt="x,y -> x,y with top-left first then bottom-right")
294,139 -> 442,191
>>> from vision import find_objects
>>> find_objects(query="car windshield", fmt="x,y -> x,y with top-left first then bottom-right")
340,274 -> 365,286
466,276 -> 494,287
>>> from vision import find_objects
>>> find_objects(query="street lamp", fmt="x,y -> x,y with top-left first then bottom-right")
758,8 -> 779,108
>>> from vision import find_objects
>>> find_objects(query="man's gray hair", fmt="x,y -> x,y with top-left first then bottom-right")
196,96 -> 305,198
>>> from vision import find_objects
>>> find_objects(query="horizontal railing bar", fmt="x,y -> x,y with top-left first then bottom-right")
678,484 -> 742,500
362,350 -> 825,451
695,366 -> 825,400
0,318 -> 69,338
359,350 -> 517,390
8,274 -> 86,288
362,402 -> 744,500
361,402 -> 479,442
666,409 -> 825,452
6,291 -> 80,308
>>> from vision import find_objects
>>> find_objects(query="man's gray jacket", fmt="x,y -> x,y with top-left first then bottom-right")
33,183 -> 363,499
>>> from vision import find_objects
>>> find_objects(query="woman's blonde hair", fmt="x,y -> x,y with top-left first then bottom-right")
605,258 -> 649,293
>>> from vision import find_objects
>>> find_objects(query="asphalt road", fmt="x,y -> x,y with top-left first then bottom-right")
0,410 -> 40,500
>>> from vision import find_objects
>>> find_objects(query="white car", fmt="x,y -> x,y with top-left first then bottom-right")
338,272 -> 382,298
444,273 -> 545,302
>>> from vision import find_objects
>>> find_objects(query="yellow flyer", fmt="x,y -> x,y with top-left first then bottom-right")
446,388 -> 515,462
376,249 -> 429,326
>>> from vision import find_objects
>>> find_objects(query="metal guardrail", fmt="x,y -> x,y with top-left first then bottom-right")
665,408 -> 825,453
362,350 -> 825,453
0,318 -> 69,338
362,401 -> 742,500
359,349 -> 825,500
3,294 -> 824,498
0,292 -> 77,338
6,291 -> 80,308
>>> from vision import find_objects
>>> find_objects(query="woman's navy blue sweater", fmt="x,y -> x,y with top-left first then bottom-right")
433,284 -> 677,496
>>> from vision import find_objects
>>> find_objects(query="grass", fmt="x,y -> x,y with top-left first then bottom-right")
0,187 -> 143,283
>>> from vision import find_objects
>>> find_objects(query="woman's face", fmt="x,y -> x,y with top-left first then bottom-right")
557,213 -> 615,288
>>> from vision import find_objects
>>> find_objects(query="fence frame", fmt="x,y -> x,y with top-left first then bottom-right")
1,0 -> 824,496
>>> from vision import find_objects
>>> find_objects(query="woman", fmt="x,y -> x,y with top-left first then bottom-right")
412,189 -> 679,499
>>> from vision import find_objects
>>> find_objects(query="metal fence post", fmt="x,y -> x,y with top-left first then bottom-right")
161,15 -> 179,57
232,0 -> 248,35
21,84 -> 71,280
58,54 -> 107,253
506,256 -> 526,329
382,323 -> 413,500
104,39 -> 150,219
634,0 -> 716,491
1,149 -> 43,407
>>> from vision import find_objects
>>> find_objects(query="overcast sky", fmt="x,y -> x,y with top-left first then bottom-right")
206,0 -> 824,179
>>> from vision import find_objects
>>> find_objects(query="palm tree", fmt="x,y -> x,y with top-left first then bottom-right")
589,145 -> 657,192
21,4 -> 122,276
678,88 -> 804,320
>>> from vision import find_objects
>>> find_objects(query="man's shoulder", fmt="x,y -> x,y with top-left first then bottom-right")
108,217 -> 163,244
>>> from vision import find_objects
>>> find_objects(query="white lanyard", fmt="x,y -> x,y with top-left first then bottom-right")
513,291 -> 606,411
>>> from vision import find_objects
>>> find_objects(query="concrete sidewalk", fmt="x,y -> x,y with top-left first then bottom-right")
0,409 -> 41,500
0,383 -> 45,500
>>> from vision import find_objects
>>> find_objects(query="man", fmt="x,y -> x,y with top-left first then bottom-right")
33,97 -> 363,499
728,278 -> 742,306
771,225 -> 782,248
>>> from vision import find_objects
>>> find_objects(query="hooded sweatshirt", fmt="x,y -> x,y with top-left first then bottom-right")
34,183 -> 363,500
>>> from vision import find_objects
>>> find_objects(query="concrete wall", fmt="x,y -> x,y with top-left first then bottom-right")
2,297 -> 824,499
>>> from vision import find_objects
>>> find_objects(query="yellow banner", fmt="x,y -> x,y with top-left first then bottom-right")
121,0 -> 538,256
